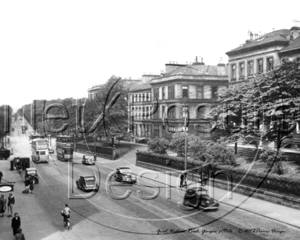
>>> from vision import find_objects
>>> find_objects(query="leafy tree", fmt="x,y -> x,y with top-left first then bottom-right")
204,141 -> 236,165
147,137 -> 169,154
210,61 -> 300,150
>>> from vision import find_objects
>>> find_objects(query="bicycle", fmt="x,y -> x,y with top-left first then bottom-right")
61,211 -> 71,230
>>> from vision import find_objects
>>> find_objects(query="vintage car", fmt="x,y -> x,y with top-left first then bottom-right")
0,148 -> 10,160
179,186 -> 219,211
114,167 -> 137,184
76,176 -> 98,192
82,155 -> 96,165
25,168 -> 39,184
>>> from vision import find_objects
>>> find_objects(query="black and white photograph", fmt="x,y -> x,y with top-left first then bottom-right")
1,1 -> 300,239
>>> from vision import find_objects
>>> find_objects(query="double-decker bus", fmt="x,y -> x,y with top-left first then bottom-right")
31,139 -> 49,163
56,135 -> 74,161
29,133 -> 45,144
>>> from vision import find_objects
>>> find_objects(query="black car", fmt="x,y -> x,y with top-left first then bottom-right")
76,176 -> 98,192
179,186 -> 219,211
0,148 -> 10,160
114,167 -> 137,184
25,168 -> 39,184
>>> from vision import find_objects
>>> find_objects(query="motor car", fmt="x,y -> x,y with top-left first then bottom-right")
82,155 -> 96,165
0,148 -> 10,160
25,168 -> 39,184
179,186 -> 219,211
76,176 -> 98,192
114,167 -> 137,184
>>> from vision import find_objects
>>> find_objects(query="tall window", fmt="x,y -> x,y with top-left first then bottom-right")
182,106 -> 188,118
162,87 -> 166,99
257,59 -> 263,73
154,125 -> 159,137
267,57 -> 274,71
147,92 -> 150,101
138,94 -> 141,102
168,107 -> 175,119
231,64 -> 236,80
247,61 -> 254,76
211,86 -> 218,99
153,88 -> 159,100
197,86 -> 203,99
182,86 -> 188,98
168,86 -> 175,99
239,62 -> 245,78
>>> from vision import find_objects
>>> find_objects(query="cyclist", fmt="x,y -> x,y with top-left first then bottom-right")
61,204 -> 71,230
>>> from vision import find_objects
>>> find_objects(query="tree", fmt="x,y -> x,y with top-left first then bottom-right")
210,61 -> 300,149
147,137 -> 169,154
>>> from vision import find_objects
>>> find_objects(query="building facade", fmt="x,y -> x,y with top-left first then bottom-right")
128,60 -> 228,139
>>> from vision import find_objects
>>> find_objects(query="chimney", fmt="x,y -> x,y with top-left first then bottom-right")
193,56 -> 205,65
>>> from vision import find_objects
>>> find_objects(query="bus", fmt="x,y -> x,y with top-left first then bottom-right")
56,135 -> 74,161
31,139 -> 49,163
29,133 -> 45,144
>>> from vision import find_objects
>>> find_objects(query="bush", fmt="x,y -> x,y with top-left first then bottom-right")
205,142 -> 236,165
259,147 -> 287,175
147,137 -> 169,154
169,132 -> 198,157
189,138 -> 211,161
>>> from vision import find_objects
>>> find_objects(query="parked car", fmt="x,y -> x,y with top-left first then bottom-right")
179,186 -> 219,211
114,167 -> 136,184
25,168 -> 39,184
281,143 -> 300,154
0,148 -> 10,160
76,176 -> 98,192
82,155 -> 96,165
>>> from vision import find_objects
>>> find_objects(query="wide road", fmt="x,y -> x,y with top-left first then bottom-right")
9,117 -> 300,240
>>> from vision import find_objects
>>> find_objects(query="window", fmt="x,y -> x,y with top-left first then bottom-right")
267,57 -> 274,71
231,64 -> 236,80
142,93 -> 145,102
153,105 -> 159,119
239,62 -> 245,78
162,87 -> 166,99
197,106 -> 208,119
182,106 -> 188,118
139,94 -> 141,102
182,86 -> 188,98
168,107 -> 175,119
211,86 -> 218,99
168,86 -> 175,99
154,125 -> 160,137
153,88 -> 159,100
147,92 -> 150,101
257,59 -> 263,73
197,86 -> 203,99
247,61 -> 254,76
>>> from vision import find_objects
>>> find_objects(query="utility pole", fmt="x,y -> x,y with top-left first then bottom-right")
184,108 -> 188,171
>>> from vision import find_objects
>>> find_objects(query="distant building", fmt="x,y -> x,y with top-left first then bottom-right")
128,58 -> 228,139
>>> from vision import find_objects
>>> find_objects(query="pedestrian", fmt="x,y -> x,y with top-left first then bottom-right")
11,213 -> 21,236
0,194 -> 7,217
179,172 -> 187,188
29,179 -> 34,194
15,228 -> 26,240
7,193 -> 15,217
0,170 -> 3,183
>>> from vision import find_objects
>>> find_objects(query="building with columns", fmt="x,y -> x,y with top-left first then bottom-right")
128,59 -> 228,139
226,26 -> 300,84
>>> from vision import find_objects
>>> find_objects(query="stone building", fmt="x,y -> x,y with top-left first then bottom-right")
128,59 -> 228,139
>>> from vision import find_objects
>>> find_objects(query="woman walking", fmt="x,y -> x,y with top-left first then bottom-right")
0,194 -> 7,217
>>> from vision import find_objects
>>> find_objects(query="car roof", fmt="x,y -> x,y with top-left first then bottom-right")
117,167 -> 130,170
80,176 -> 96,179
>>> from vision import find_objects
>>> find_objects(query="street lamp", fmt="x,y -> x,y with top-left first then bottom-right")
183,108 -> 188,171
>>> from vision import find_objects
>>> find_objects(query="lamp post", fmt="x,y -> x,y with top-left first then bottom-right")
183,108 -> 188,171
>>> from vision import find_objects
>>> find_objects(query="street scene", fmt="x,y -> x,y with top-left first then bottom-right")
2,1 -> 300,240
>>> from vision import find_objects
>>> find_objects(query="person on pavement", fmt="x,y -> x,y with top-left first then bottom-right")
29,179 -> 34,194
0,170 -> 3,183
0,194 -> 7,217
11,213 -> 21,236
7,193 -> 15,217
63,204 -> 71,217
15,228 -> 25,240
180,172 -> 187,188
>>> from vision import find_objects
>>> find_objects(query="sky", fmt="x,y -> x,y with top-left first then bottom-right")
1,0 -> 300,112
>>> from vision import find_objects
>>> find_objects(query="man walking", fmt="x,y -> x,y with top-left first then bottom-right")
11,213 -> 21,236
7,193 -> 15,217
15,228 -> 26,240
0,170 -> 3,183
0,194 -> 7,217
